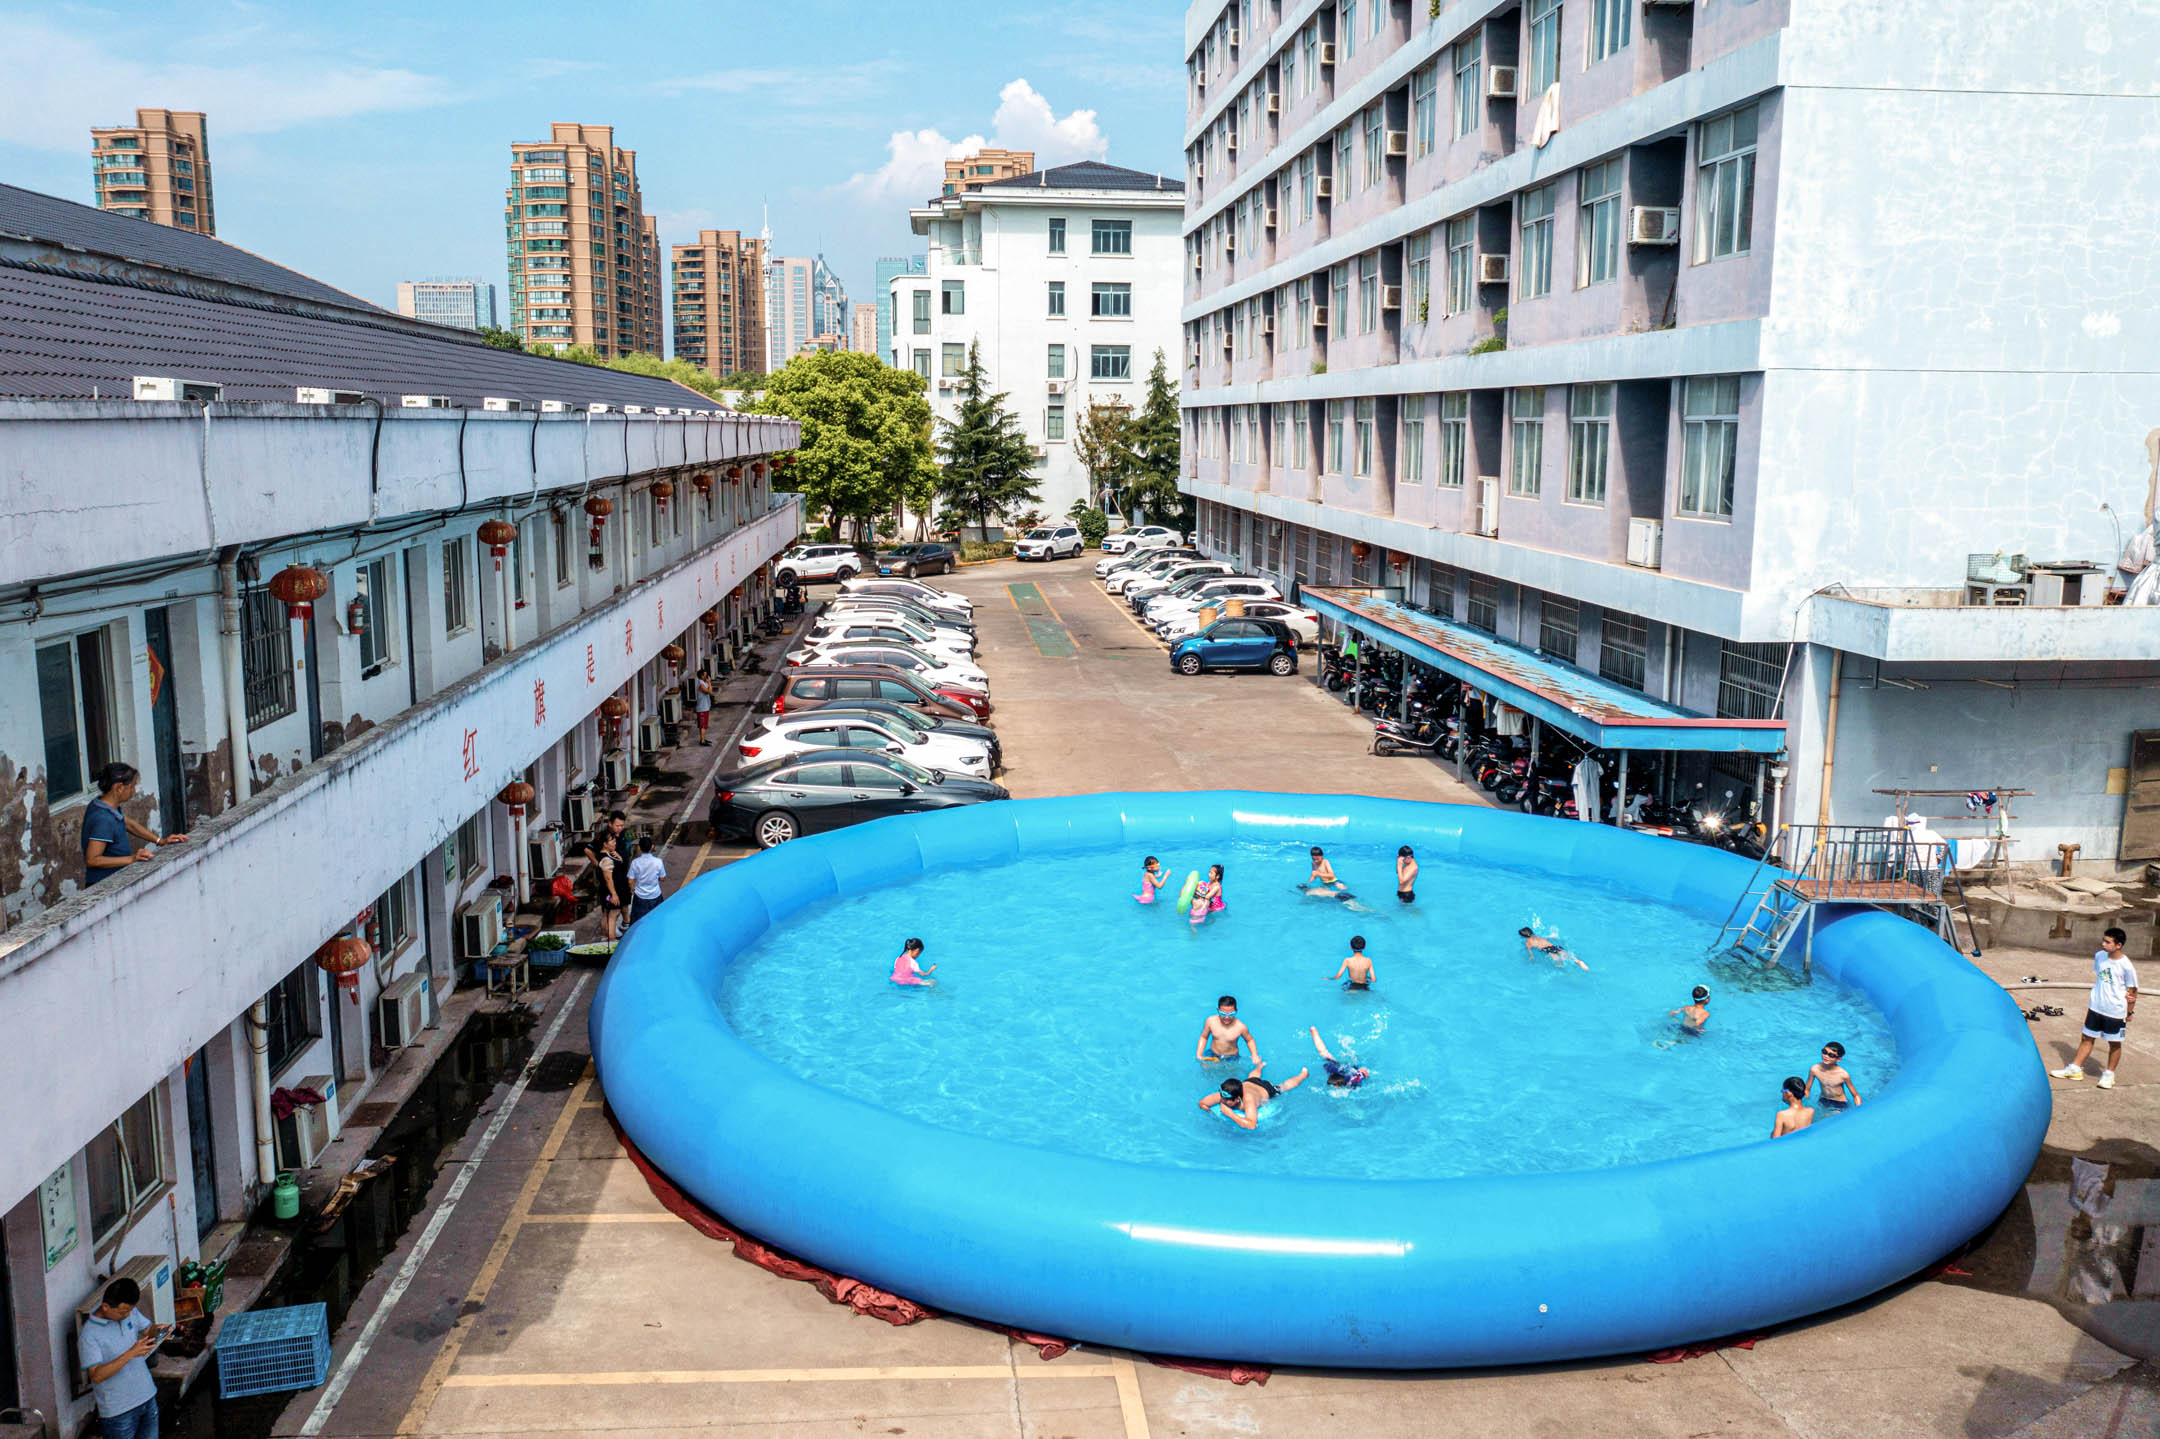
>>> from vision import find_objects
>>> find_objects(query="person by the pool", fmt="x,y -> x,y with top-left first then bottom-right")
889,937 -> 936,987
1197,995 -> 1260,1064
1199,1061 -> 1309,1129
1302,847 -> 1350,899
1519,926 -> 1589,972
1134,855 -> 1168,905
1327,936 -> 1376,990
1395,845 -> 1418,904
1306,1026 -> 1371,1088
1189,864 -> 1225,927
1807,1042 -> 1863,1110
1772,1076 -> 1814,1137
1671,986 -> 1710,1035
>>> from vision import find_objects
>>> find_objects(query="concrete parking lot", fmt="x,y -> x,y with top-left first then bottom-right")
276,559 -> 2156,1439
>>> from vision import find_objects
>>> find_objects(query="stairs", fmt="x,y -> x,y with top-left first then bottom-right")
1710,825 -> 1985,969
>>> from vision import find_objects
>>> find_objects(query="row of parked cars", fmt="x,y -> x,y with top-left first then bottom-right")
709,576 -> 1010,848
1096,547 -> 1320,676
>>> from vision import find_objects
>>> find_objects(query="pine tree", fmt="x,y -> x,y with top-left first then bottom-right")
935,342 -> 1042,537
1125,349 -> 1190,529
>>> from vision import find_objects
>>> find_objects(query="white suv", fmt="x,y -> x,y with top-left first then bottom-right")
775,543 -> 863,585
1099,524 -> 1181,556
1014,524 -> 1085,561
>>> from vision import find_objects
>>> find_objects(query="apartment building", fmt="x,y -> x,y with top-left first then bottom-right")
1177,0 -> 2160,862
672,228 -> 770,377
875,255 -> 928,357
765,256 -> 815,369
851,302 -> 878,354
0,182 -> 800,1429
504,123 -> 662,357
396,277 -> 499,331
942,147 -> 1035,196
810,256 -> 851,350
897,162 -> 1187,520
89,108 -> 215,235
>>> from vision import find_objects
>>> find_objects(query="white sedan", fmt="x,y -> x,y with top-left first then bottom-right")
740,713 -> 993,779
1142,578 -> 1283,626
1123,562 -> 1233,605
1106,554 -> 1207,594
805,614 -> 976,660
1157,599 -> 1319,644
838,576 -> 973,616
1098,524 -> 1181,556
791,640 -> 989,692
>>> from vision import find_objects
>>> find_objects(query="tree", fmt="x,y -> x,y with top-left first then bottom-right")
743,351 -> 938,538
556,347 -> 728,401
1074,400 -> 1137,513
935,342 -> 1042,537
477,326 -> 527,352
1124,349 -> 1190,530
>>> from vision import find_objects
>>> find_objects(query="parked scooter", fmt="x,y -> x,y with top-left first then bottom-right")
1370,702 -> 1450,756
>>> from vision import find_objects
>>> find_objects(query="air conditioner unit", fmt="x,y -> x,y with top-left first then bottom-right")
659,692 -> 683,725
623,405 -> 645,414
601,748 -> 632,790
541,400 -> 572,413
1223,331 -> 1236,352
1195,73 -> 1206,94
1487,66 -> 1519,100
529,827 -> 565,880
1194,162 -> 1206,182
1228,26 -> 1241,45
1264,206 -> 1279,229
296,386 -> 366,405
459,897 -> 504,959
566,789 -> 598,832
1316,175 -> 1334,199
1312,305 -> 1330,330
1478,253 -> 1511,285
1385,130 -> 1409,157
1474,477 -> 1501,537
482,396 -> 527,412
401,394 -> 455,408
1267,94 -> 1280,115
637,716 -> 664,751
1192,251 -> 1205,272
378,973 -> 431,1049
588,403 -> 613,414
1319,41 -> 1337,66
275,1075 -> 341,1170
133,375 -> 222,403
1260,313 -> 1275,335
78,1255 -> 177,1351
1627,517 -> 1664,569
1047,379 -> 1065,395
1226,132 -> 1239,154
1381,285 -> 1403,311
653,406 -> 675,416
1225,233 -> 1237,255
1629,206 -> 1682,245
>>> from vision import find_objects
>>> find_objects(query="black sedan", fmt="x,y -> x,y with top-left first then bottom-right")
709,748 -> 1007,849
875,542 -> 959,578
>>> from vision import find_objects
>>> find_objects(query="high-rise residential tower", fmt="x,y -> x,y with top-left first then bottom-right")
671,228 -> 769,377
89,108 -> 214,234
504,123 -> 660,357
942,148 -> 1035,196
765,256 -> 815,369
850,302 -> 877,354
396,278 -> 499,331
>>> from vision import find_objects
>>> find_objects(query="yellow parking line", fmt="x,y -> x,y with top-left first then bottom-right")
439,1364 -> 1123,1388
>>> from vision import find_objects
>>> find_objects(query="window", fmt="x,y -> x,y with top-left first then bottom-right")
1528,0 -> 1562,93
1406,231 -> 1432,313
911,290 -> 930,332
1334,125 -> 1356,199
1297,151 -> 1316,221
1046,344 -> 1065,379
1091,282 -> 1132,318
1326,400 -> 1347,473
1357,253 -> 1379,333
451,811 -> 486,879
1283,42 -> 1297,103
1680,375 -> 1742,517
1331,262 -> 1350,330
86,1089 -> 166,1241
1353,397 -> 1375,475
1600,613 -> 1649,691
1048,217 -> 1066,253
1047,280 -> 1066,317
1412,64 -> 1439,158
1465,574 -> 1499,632
1577,158 -> 1623,288
241,589 -> 297,730
1567,383 -> 1613,504
261,962 -> 320,1078
1519,185 -> 1556,298
1453,31 -> 1483,138
911,349 -> 931,379
375,871 -> 414,961
1340,0 -> 1357,58
1090,345 -> 1132,380
36,630 -> 114,802
552,512 -> 572,585
1696,104 -> 1759,261
1439,393 -> 1469,488
1538,596 -> 1579,662
443,538 -> 471,632
1401,396 -> 1427,483
1718,641 -> 1786,719
358,557 -> 394,669
1091,219 -> 1132,255
1363,105 -> 1385,187
941,280 -> 964,315
1046,399 -> 1066,441
1509,388 -> 1545,496
1295,275 -> 1313,334
1445,216 -> 1475,314
1293,404 -> 1310,468
1273,404 -> 1288,462
1591,0 -> 1630,60
1303,24 -> 1319,93
941,343 -> 966,376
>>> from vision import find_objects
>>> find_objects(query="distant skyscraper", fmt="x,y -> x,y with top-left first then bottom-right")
809,257 -> 849,348
874,255 -> 927,358
90,109 -> 214,234
942,148 -> 1033,196
850,302 -> 877,354
503,123 -> 660,358
396,278 -> 499,331
766,256 -> 815,369
671,229 -> 769,377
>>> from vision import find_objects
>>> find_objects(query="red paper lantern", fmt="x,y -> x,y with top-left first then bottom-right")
600,694 -> 630,738
661,643 -> 685,671
1350,541 -> 1373,564
651,479 -> 675,512
496,780 -> 536,816
692,472 -> 713,496
267,564 -> 328,621
584,495 -> 614,547
314,933 -> 372,1002
700,608 -> 720,633
478,518 -> 519,570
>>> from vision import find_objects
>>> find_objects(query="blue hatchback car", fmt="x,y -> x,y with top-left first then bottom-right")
1169,616 -> 1300,676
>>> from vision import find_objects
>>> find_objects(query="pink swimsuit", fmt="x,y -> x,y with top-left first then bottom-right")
889,954 -> 932,986
1136,870 -> 1163,904
1190,882 -> 1222,924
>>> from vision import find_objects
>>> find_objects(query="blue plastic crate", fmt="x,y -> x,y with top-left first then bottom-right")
216,1302 -> 330,1399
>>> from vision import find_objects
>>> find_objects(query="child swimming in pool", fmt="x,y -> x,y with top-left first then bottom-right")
1134,855 -> 1168,904
1198,1061 -> 1309,1129
1806,1042 -> 1863,1110
1189,864 -> 1224,926
1307,1026 -> 1371,1089
888,937 -> 935,987
1520,926 -> 1589,972
1196,995 -> 1260,1065
1772,1076 -> 1814,1137
1327,936 -> 1375,990
1395,846 -> 1418,904
1302,846 -> 1349,898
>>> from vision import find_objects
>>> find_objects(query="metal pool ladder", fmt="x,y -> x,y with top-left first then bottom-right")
1711,825 -> 1983,970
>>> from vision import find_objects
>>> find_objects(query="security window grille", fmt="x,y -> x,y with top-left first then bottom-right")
241,588 -> 297,730
261,961 -> 320,1077
1591,0 -> 1630,61
1453,32 -> 1482,138
1091,282 -> 1132,318
1047,281 -> 1066,317
1401,395 -> 1427,483
1567,383 -> 1614,504
1465,574 -> 1499,633
444,538 -> 471,632
358,557 -> 393,669
1354,397 -> 1376,476
86,1089 -> 166,1241
1577,158 -> 1623,287
1509,388 -> 1545,496
1439,392 -> 1469,488
1090,345 -> 1132,380
1718,641 -> 1786,719
1599,613 -> 1649,691
1091,219 -> 1133,255
1528,0 -> 1562,93
1428,564 -> 1458,619
1445,216 -> 1475,314
1697,104 -> 1759,262
1413,64 -> 1439,157
1519,185 -> 1556,298
1048,217 -> 1067,253
1538,595 -> 1580,662
1680,375 -> 1742,517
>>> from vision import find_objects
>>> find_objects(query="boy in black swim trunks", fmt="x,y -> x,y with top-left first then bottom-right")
1328,936 -> 1375,989
1806,1042 -> 1862,1109
1199,1062 -> 1309,1129
1519,926 -> 1589,972
1307,1026 -> 1370,1088
1396,846 -> 1417,903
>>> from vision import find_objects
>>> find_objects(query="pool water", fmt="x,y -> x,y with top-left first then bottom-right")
718,840 -> 1900,1181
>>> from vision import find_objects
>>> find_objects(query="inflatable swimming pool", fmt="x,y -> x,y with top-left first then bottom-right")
591,793 -> 2050,1368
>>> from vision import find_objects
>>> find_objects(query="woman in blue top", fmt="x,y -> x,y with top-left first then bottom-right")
81,763 -> 187,885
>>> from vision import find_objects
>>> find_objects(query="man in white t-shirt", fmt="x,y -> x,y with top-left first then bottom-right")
625,836 -> 666,927
2052,926 -> 2139,1089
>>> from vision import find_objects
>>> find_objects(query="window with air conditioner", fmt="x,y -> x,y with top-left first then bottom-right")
1680,375 -> 1742,517
1509,387 -> 1546,496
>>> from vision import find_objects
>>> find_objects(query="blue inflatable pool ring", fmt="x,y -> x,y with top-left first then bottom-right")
592,792 -> 2050,1368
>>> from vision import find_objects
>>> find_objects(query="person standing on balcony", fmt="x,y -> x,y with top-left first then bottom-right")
82,762 -> 187,886
626,836 -> 666,926
80,1276 -> 164,1439
693,666 -> 715,745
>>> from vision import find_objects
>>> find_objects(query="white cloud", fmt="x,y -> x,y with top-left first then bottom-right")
837,79 -> 1109,209
0,17 -> 451,150
662,60 -> 901,102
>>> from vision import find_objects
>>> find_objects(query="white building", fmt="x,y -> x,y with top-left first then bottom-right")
0,182 -> 799,1429
893,162 -> 1187,522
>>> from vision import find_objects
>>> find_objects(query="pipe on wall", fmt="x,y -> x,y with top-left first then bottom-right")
216,547 -> 252,809
1816,653 -> 1843,829
246,999 -> 275,1190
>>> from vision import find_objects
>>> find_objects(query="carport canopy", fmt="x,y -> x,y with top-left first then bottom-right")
1303,587 -> 1786,754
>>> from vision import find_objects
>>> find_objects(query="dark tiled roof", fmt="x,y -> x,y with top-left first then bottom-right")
976,162 -> 1185,194
0,182 -> 382,312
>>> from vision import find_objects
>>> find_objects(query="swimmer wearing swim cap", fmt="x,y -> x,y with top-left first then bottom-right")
1307,1026 -> 1371,1089
1519,926 -> 1589,972
1198,1061 -> 1308,1129
1670,985 -> 1710,1035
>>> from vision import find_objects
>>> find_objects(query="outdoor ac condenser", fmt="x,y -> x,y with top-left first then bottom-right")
1475,478 -> 1501,538
659,692 -> 684,725
637,717 -> 663,752
458,898 -> 503,958
528,828 -> 565,880
1627,518 -> 1664,569
601,749 -> 632,791
276,1076 -> 340,1170
378,974 -> 430,1049
566,789 -> 598,833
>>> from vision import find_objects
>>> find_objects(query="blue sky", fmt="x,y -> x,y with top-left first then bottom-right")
0,0 -> 1185,332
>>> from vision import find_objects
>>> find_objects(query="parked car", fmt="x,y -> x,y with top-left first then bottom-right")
1014,524 -> 1085,561
771,666 -> 982,723
805,614 -> 976,661
774,543 -> 864,586
1098,524 -> 1182,556
1097,544 -> 1199,579
1142,577 -> 1283,626
821,596 -> 976,640
1125,561 -> 1234,608
739,712 -> 994,779
710,749 -> 1008,849
839,576 -> 973,616
1105,551 -> 1207,594
1170,617 -> 1301,676
1158,599 -> 1318,644
791,639 -> 989,692
874,542 -> 959,578
754,699 -> 1001,772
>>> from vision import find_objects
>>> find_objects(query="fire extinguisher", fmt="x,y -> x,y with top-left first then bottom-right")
346,597 -> 368,636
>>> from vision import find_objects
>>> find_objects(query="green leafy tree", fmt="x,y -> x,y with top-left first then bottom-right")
1074,399 -> 1138,513
1065,502 -> 1109,548
744,351 -> 938,538
1124,349 -> 1190,529
720,370 -> 768,392
477,326 -> 527,352
935,342 -> 1042,537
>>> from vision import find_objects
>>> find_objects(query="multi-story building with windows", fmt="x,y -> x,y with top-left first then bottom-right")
875,255 -> 928,358
0,182 -> 799,1429
850,302 -> 877,354
671,228 -> 769,377
896,162 -> 1186,521
765,256 -> 815,370
503,123 -> 661,358
396,277 -> 499,331
942,148 -> 1035,196
809,256 -> 851,351
89,108 -> 215,235
1179,1 -> 2159,860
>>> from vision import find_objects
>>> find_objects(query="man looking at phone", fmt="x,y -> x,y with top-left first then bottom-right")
81,1276 -> 163,1439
